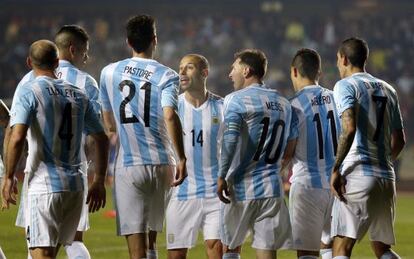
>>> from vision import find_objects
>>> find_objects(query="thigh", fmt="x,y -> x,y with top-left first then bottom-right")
114,166 -> 151,235
166,199 -> 202,249
201,197 -> 221,241
252,198 -> 292,251
220,200 -> 253,250
289,183 -> 331,251
368,179 -> 396,245
148,165 -> 173,232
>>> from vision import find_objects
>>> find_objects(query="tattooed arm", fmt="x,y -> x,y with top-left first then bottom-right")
331,108 -> 356,203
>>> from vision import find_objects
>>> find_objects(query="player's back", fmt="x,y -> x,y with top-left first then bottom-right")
334,72 -> 403,180
290,85 -> 341,189
175,92 -> 223,200
13,76 -> 94,193
100,57 -> 179,166
223,84 -> 296,200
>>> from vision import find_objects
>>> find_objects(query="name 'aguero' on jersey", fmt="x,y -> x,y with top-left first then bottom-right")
99,57 -> 179,167
174,92 -> 223,200
219,84 -> 298,201
289,85 -> 341,189
9,76 -> 103,194
333,72 -> 404,180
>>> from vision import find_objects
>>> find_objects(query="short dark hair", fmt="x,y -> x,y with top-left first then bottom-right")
126,15 -> 156,53
30,40 -> 58,70
55,25 -> 89,50
291,48 -> 321,81
234,49 -> 267,79
184,54 -> 209,70
338,37 -> 369,69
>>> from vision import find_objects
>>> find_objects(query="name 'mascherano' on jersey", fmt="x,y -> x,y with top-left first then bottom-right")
9,76 -> 103,194
219,84 -> 298,201
174,92 -> 223,200
99,57 -> 179,167
333,72 -> 404,180
289,85 -> 341,189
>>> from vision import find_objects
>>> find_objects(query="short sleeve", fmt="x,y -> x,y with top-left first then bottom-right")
161,71 -> 179,111
333,81 -> 357,116
9,86 -> 36,127
83,100 -> 105,135
288,106 -> 299,140
99,67 -> 113,112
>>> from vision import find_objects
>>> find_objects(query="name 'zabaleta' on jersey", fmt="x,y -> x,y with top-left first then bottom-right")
333,72 -> 404,180
174,92 -> 223,200
290,85 -> 341,189
219,84 -> 298,201
9,76 -> 103,194
99,57 -> 179,167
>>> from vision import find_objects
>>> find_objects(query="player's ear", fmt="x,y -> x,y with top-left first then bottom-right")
291,67 -> 298,78
243,66 -> 251,78
26,57 -> 32,69
69,44 -> 76,58
201,68 -> 209,78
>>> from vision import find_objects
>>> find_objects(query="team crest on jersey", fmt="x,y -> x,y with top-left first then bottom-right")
168,234 -> 175,243
212,116 -> 219,124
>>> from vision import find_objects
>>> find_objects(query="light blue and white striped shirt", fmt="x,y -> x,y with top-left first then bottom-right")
99,57 -> 179,166
289,85 -> 341,189
333,72 -> 404,180
219,84 -> 298,201
174,92 -> 223,200
10,76 -> 103,194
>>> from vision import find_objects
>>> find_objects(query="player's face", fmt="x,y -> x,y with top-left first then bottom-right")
72,42 -> 89,68
336,52 -> 346,79
179,56 -> 204,92
229,58 -> 245,90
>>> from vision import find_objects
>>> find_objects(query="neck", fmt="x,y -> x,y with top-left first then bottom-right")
345,66 -> 365,77
133,49 -> 153,59
34,68 -> 57,79
185,87 -> 208,108
58,52 -> 72,64
243,77 -> 262,89
294,78 -> 317,92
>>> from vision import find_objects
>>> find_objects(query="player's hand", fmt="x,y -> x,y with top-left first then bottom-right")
87,181 -> 106,213
330,169 -> 347,203
172,158 -> 187,187
1,176 -> 18,210
217,177 -> 231,204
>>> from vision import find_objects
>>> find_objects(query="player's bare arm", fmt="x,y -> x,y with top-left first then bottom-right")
391,129 -> 405,161
163,106 -> 187,186
1,124 -> 27,210
86,131 -> 109,213
281,138 -> 297,172
331,108 -> 356,203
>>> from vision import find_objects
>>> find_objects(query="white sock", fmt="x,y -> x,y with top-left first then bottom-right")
380,250 -> 401,259
0,247 -> 6,259
26,240 -> 32,259
147,249 -> 158,259
64,241 -> 91,259
333,256 -> 349,259
299,256 -> 318,259
223,253 -> 241,259
320,248 -> 333,259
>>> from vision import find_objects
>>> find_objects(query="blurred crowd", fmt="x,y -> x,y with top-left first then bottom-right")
1,4 -> 413,143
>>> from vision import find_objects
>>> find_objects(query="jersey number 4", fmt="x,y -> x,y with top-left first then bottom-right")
119,80 -> 151,126
58,103 -> 73,150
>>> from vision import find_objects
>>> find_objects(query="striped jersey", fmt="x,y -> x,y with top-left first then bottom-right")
9,76 -> 103,194
99,57 -> 179,166
333,72 -> 404,180
289,85 -> 341,189
16,60 -> 101,165
219,84 -> 298,201
173,92 -> 223,200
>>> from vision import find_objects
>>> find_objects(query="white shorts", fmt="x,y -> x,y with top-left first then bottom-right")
331,175 -> 396,245
26,191 -> 84,248
16,174 -> 89,232
166,197 -> 220,249
289,182 -> 333,251
114,165 -> 173,235
220,197 -> 292,250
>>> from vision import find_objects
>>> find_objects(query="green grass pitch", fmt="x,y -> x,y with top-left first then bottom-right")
1,190 -> 413,258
